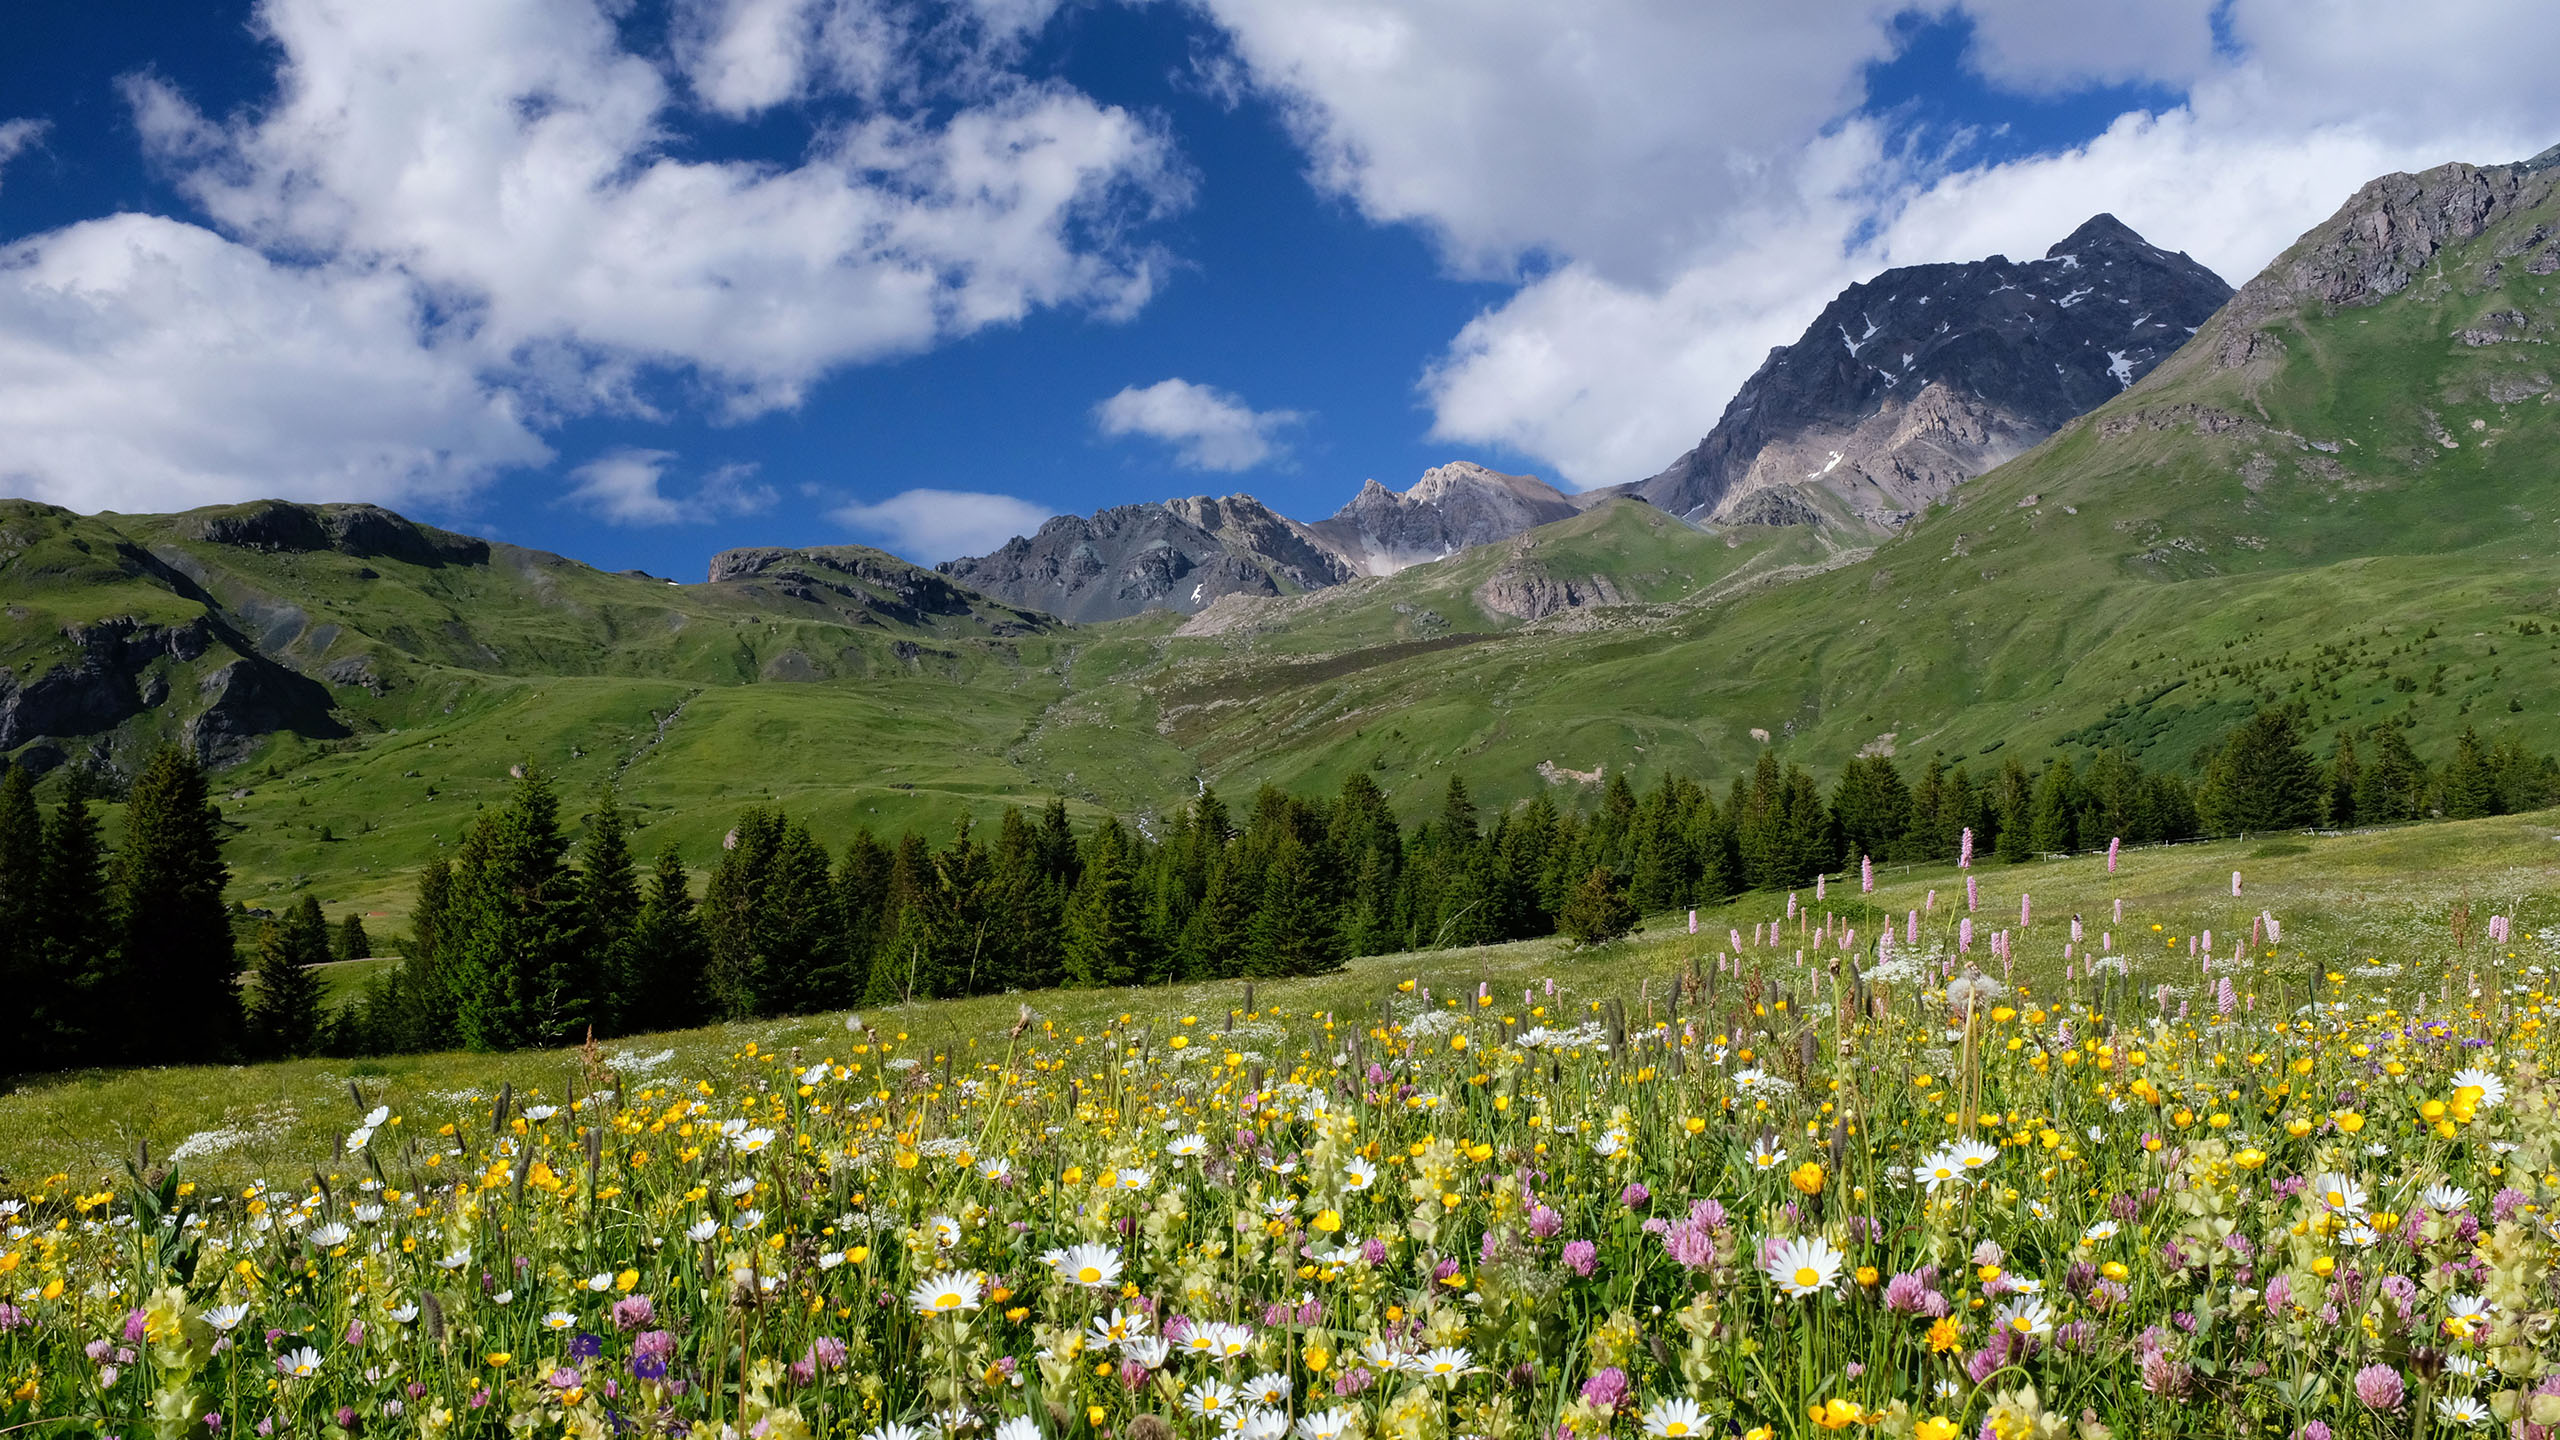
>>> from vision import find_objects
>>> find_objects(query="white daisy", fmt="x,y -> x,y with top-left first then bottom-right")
908,1270 -> 984,1315
1761,1235 -> 1845,1298
1641,1397 -> 1712,1438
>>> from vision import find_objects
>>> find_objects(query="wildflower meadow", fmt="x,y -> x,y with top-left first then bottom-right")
7,825 -> 2560,1440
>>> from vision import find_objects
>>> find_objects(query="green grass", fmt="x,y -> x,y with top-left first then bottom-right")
8,807 -> 2552,1191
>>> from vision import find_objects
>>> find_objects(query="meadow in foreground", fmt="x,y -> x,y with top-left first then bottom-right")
6,831 -> 2560,1440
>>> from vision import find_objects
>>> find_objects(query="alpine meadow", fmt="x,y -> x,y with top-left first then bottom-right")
11,7 -> 2560,1438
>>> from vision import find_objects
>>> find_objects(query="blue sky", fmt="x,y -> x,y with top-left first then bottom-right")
4,0 -> 2557,580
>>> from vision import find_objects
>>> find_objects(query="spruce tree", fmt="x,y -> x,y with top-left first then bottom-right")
704,806 -> 784,1017
446,767 -> 587,1051
394,859 -> 460,1051
1061,819 -> 1145,987
2439,726 -> 2501,819
1558,866 -> 1637,946
922,818 -> 990,998
1993,759 -> 2033,862
985,811 -> 1058,991
0,767 -> 42,1064
2196,709 -> 2323,834
244,915 -> 325,1060
1180,858 -> 1256,978
2027,758 -> 2079,855
1907,759 -> 1950,861
2325,731 -> 2362,827
863,834 -> 933,1005
36,783 -> 112,1065
624,848 -> 710,1033
115,745 -> 240,1063
1830,756 -> 1912,864
334,912 -> 372,963
1248,833 -> 1343,976
1736,750 -> 1787,890
576,786 -> 643,1029
746,819 -> 846,1015
836,829 -> 894,975
2354,723 -> 2427,823
1778,765 -> 1836,882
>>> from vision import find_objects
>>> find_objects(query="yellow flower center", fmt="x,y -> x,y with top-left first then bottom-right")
1795,1266 -> 1820,1288
1078,1267 -> 1102,1284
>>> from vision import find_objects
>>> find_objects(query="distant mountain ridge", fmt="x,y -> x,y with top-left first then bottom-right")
937,461 -> 1582,622
1625,213 -> 2235,528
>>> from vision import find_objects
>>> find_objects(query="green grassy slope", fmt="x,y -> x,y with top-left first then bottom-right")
6,807 -> 2552,1189
1122,161 -> 2560,808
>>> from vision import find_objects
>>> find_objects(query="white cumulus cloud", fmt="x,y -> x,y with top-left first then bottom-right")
832,487 -> 1055,562
4,0 -> 1184,515
1194,0 -> 2560,489
0,215 -> 548,514
1094,377 -> 1303,472
0,119 -> 46,194
565,448 -> 776,525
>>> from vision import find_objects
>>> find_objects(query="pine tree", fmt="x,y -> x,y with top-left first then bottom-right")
244,915 -> 325,1060
36,782 -> 112,1065
835,830 -> 894,988
1907,758 -> 1950,861
2439,726 -> 2501,819
2196,709 -> 2323,834
446,767 -> 587,1051
703,806 -> 783,1017
2354,723 -> 2428,823
985,811 -> 1059,991
2027,758 -> 2079,855
1993,759 -> 2033,862
863,834 -> 933,1005
922,817 -> 991,998
624,848 -> 710,1033
576,786 -> 643,1030
334,912 -> 372,963
733,819 -> 845,1015
1061,819 -> 1146,987
112,745 -> 240,1063
1778,765 -> 1837,883
1830,756 -> 1912,865
2325,730 -> 2362,827
1558,866 -> 1637,946
1179,858 -> 1256,979
1249,833 -> 1344,977
0,767 -> 43,1064
1736,750 -> 1787,890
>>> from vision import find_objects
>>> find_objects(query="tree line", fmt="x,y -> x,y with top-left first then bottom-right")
326,707 -> 2558,1057
5,706 -> 2554,1071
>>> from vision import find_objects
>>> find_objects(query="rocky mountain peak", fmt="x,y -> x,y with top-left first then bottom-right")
1311,462 -> 1580,577
1626,214 -> 2234,528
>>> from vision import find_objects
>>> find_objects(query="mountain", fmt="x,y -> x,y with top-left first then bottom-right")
935,494 -> 1354,625
939,462 -> 1588,621
1629,214 -> 2234,527
1308,462 -> 1584,576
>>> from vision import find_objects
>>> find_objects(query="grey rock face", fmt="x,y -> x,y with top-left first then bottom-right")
706,545 -> 1049,633
1631,214 -> 2235,528
2197,159 -> 2559,375
940,466 -> 1597,621
938,495 -> 1354,624
1310,462 -> 1581,576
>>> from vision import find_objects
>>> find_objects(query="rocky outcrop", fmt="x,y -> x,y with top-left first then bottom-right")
0,614 -> 341,765
1628,214 -> 2234,528
707,545 -> 1049,632
942,465 -> 1603,621
1310,463 -> 1582,575
182,656 -> 344,768
939,495 -> 1354,624
2193,158 -> 2559,378
171,499 -> 488,566
1474,555 -> 1630,623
